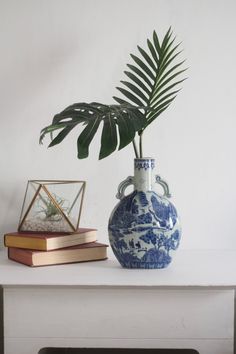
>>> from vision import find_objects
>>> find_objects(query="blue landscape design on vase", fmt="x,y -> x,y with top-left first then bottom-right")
108,190 -> 181,269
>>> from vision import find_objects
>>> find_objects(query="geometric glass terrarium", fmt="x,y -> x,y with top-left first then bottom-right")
18,180 -> 86,233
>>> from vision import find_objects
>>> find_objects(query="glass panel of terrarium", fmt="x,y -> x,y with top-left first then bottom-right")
43,181 -> 85,232
18,180 -> 42,231
19,182 -> 72,233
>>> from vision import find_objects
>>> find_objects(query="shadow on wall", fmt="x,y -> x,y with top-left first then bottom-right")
39,348 -> 200,354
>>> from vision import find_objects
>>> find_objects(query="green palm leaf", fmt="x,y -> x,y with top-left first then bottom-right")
40,102 -> 146,159
40,28 -> 186,160
113,27 -> 186,129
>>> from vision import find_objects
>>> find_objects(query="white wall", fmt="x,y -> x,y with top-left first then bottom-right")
0,0 -> 236,250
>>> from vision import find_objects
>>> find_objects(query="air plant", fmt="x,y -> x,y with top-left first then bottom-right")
37,194 -> 68,221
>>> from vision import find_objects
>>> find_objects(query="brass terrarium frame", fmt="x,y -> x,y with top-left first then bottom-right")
18,180 -> 86,232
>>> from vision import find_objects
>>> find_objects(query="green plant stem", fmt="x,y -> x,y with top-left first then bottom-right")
139,131 -> 143,158
132,139 -> 139,158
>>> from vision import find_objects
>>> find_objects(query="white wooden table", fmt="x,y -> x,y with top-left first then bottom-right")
0,248 -> 235,354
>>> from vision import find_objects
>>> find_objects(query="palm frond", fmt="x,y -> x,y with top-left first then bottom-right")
40,102 -> 146,160
113,27 -> 186,129
40,28 -> 186,160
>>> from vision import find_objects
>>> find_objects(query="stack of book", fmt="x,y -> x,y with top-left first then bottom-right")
4,228 -> 108,267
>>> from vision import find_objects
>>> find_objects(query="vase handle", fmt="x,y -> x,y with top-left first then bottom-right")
155,175 -> 171,198
116,176 -> 134,200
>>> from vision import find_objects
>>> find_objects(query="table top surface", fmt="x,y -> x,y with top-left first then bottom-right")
0,248 -> 236,288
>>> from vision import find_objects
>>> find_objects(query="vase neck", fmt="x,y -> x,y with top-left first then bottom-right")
134,158 -> 155,192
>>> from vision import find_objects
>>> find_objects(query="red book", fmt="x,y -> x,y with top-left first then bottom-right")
4,228 -> 97,251
8,242 -> 108,267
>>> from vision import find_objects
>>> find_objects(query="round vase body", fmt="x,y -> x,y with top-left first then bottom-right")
108,158 -> 181,269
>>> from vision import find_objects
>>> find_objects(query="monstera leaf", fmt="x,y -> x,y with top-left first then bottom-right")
114,27 -> 186,128
40,28 -> 186,159
40,102 -> 146,159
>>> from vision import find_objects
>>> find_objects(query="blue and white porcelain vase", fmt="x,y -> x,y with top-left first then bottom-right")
108,158 -> 181,269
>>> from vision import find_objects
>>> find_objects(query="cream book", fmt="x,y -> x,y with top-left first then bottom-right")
4,228 -> 97,251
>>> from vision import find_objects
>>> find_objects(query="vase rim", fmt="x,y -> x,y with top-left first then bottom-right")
134,157 -> 155,161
